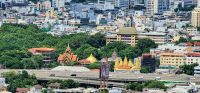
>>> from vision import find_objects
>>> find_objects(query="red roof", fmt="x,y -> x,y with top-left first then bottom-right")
78,59 -> 91,65
194,42 -> 200,46
186,42 -> 193,46
186,42 -> 200,46
142,54 -> 153,58
187,53 -> 200,57
16,88 -> 30,93
28,48 -> 55,52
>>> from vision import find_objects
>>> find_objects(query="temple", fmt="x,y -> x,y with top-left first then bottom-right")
114,57 -> 141,73
57,45 -> 78,64
78,54 -> 97,65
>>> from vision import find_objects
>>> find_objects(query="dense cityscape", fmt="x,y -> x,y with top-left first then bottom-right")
0,0 -> 200,93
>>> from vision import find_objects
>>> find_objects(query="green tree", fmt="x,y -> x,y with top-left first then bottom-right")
126,82 -> 144,91
48,62 -> 60,68
75,44 -> 100,59
86,62 -> 101,69
127,81 -> 167,92
100,41 -> 133,58
1,71 -> 17,83
2,70 -> 38,92
61,79 -> 79,89
109,61 -> 115,72
179,63 -> 198,75
140,66 -> 150,73
136,38 -> 157,53
175,37 -> 188,44
88,33 -> 106,48
145,81 -> 167,89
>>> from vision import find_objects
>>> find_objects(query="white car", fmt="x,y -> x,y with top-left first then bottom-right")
138,76 -> 143,80
155,77 -> 161,80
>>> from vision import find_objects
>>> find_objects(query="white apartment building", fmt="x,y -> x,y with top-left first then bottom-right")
146,0 -> 170,17
191,7 -> 200,27
52,0 -> 71,9
138,32 -> 167,45
186,27 -> 198,35
194,66 -> 200,76
186,53 -> 200,65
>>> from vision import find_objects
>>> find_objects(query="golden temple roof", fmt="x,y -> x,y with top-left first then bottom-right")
86,54 -> 97,63
114,57 -> 141,71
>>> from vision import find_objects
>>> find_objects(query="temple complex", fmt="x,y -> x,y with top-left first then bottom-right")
57,45 -> 78,64
114,57 -> 141,73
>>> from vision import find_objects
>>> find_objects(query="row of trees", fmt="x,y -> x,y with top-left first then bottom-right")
177,63 -> 198,75
126,80 -> 167,91
47,79 -> 80,89
0,24 -> 157,69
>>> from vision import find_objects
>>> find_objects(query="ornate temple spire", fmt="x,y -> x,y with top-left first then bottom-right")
66,43 -> 71,52
114,58 -> 119,68
119,58 -> 123,66
128,60 -> 134,67
134,58 -> 141,70
123,56 -> 128,66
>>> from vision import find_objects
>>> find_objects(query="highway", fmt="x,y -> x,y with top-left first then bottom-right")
0,69 -> 199,87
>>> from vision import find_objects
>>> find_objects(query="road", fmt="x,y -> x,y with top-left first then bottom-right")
0,69 -> 199,87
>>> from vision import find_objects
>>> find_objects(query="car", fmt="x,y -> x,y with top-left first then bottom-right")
189,77 -> 195,80
109,75 -> 113,78
71,74 -> 77,77
50,74 -> 55,77
138,76 -> 143,80
155,77 -> 161,80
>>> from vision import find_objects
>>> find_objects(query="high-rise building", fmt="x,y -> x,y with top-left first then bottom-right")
169,0 -> 183,11
183,0 -> 196,6
146,0 -> 170,17
197,0 -> 200,7
52,0 -> 71,9
115,0 -> 142,8
191,7 -> 200,27
146,0 -> 154,16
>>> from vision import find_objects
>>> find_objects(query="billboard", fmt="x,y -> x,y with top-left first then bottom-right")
99,62 -> 109,79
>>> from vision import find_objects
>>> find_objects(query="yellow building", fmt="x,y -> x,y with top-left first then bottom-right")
114,57 -> 141,72
191,8 -> 200,27
160,53 -> 185,68
106,27 -> 138,47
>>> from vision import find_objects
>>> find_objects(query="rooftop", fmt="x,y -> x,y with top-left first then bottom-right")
139,32 -> 166,36
28,48 -> 56,52
186,52 -> 200,57
160,53 -> 185,56
52,66 -> 90,72
117,27 -> 137,35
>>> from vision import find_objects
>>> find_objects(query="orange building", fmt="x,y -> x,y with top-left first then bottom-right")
57,45 -> 78,64
28,48 -> 56,63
